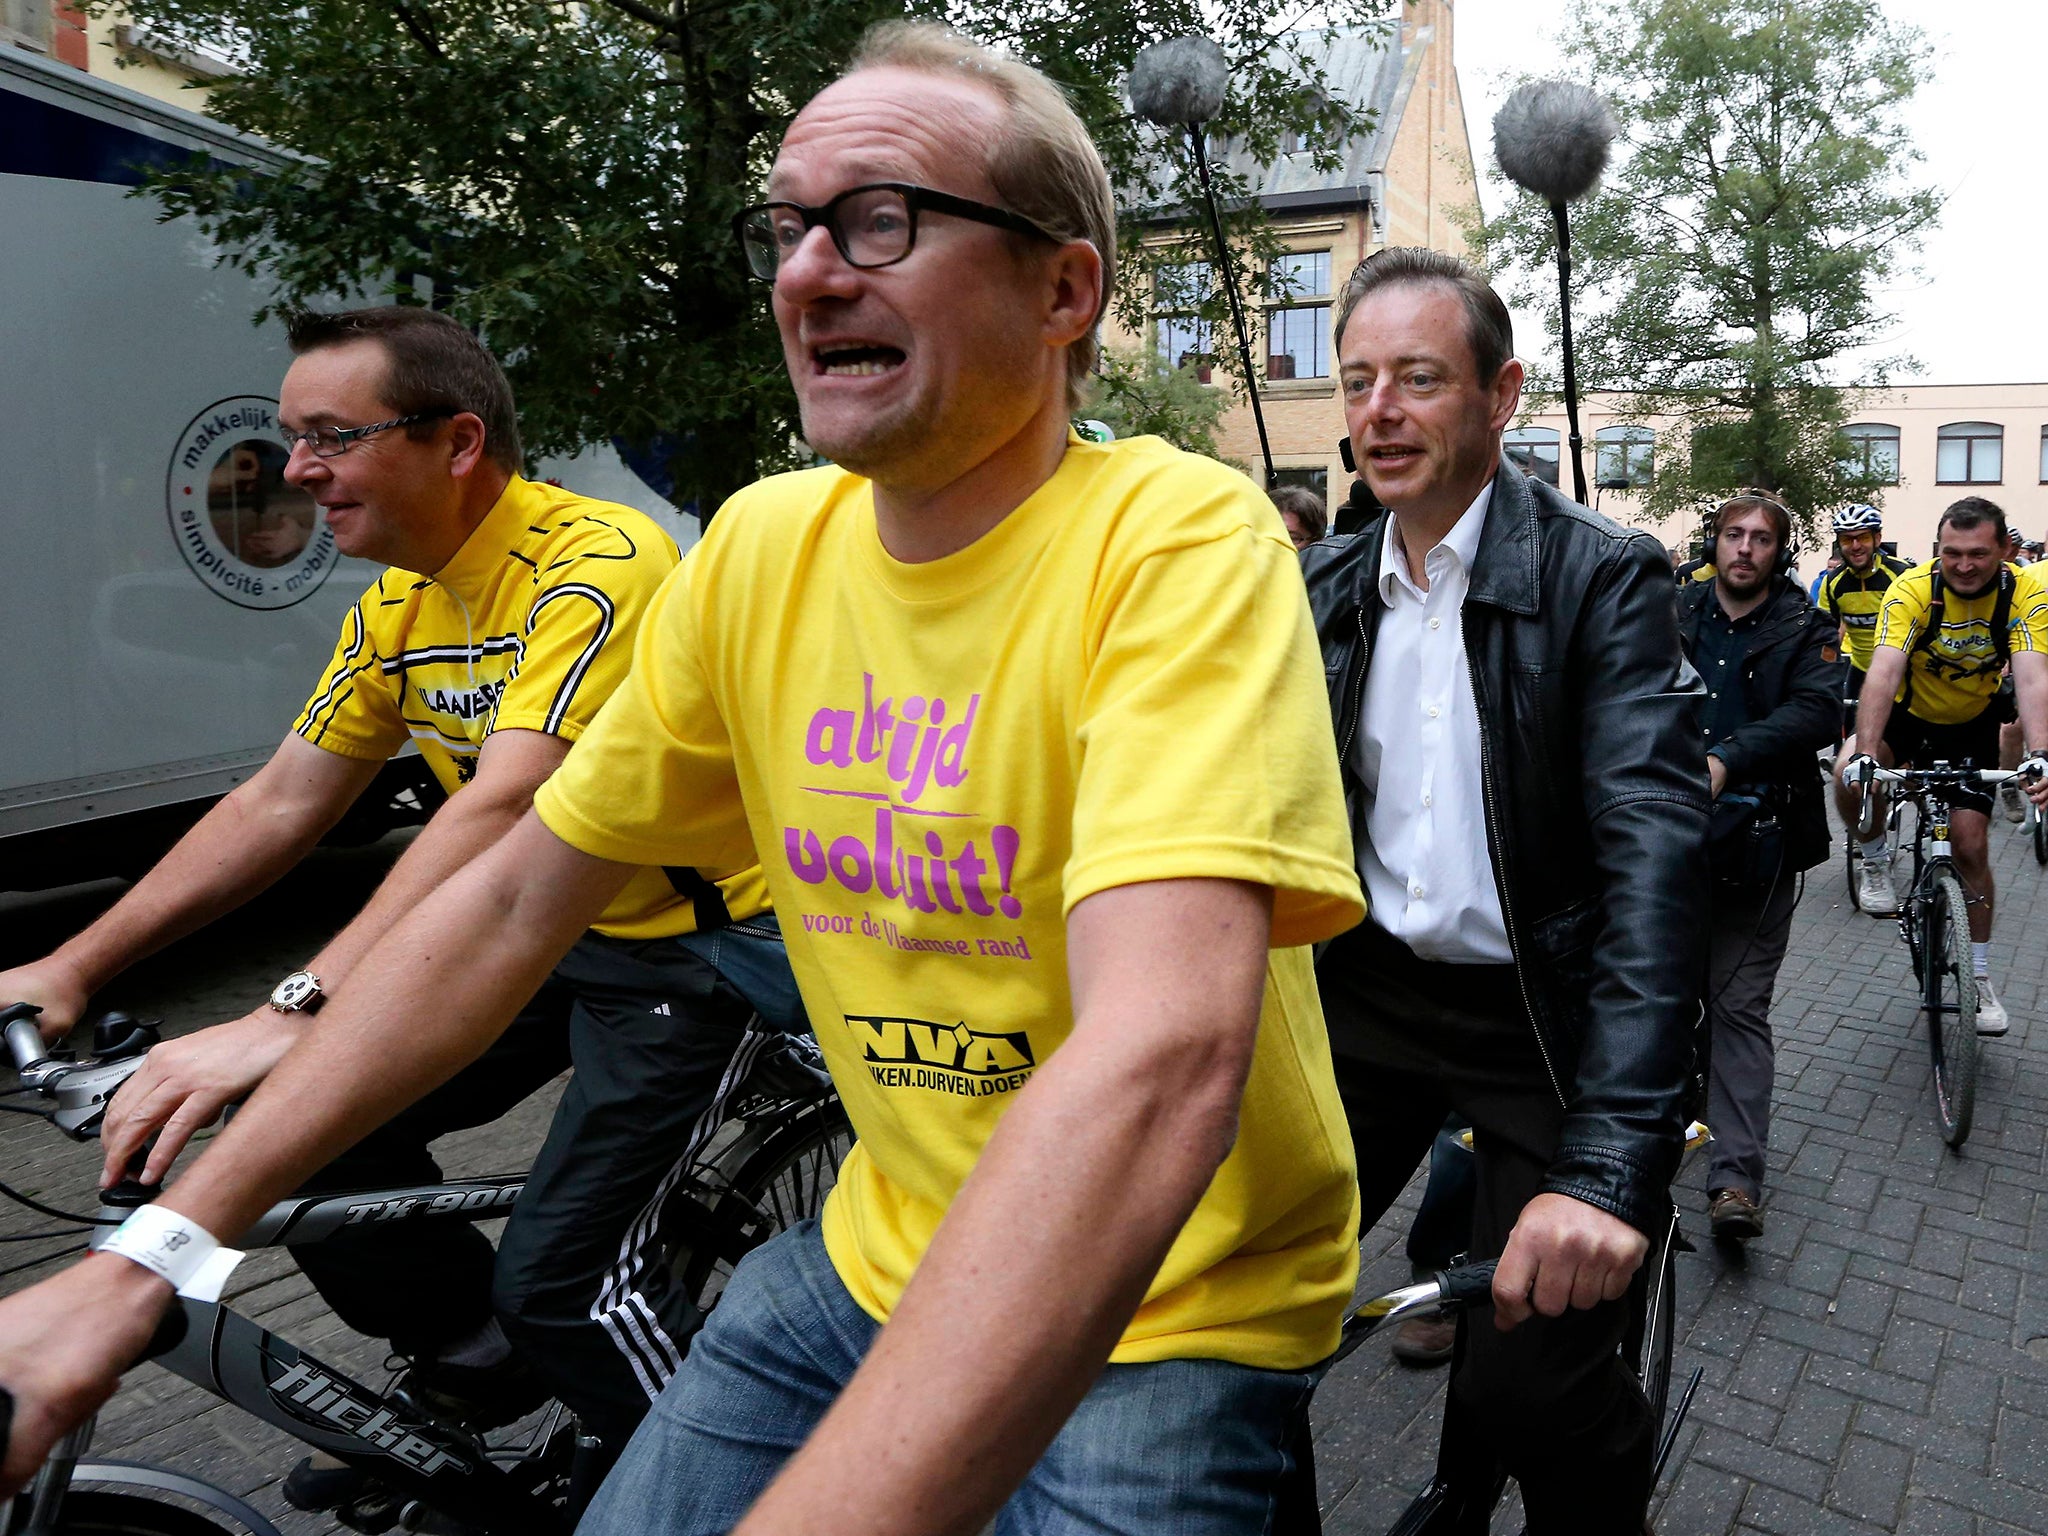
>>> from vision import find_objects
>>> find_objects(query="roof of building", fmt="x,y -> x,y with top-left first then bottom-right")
1126,22 -> 1415,217
1215,24 -> 1407,201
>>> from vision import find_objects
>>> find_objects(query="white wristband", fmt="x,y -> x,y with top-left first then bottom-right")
97,1204 -> 244,1302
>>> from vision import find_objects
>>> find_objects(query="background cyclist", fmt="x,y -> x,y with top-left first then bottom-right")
1833,496 -> 2048,1035
0,308 -> 797,1501
1816,502 -> 1911,738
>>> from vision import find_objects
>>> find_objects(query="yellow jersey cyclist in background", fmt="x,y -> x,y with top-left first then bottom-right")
1833,496 -> 2048,1035
1816,503 -> 1912,734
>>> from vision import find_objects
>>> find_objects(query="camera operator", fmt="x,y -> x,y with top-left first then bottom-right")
1678,492 -> 1839,1243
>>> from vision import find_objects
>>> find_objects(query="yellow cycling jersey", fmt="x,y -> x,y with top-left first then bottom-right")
1818,553 -> 1913,671
1871,560 -> 2048,726
294,475 -> 769,938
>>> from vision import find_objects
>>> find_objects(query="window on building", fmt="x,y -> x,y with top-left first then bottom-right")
1152,261 -> 1215,382
1265,251 -> 1331,381
2039,426 -> 2047,484
1842,422 -> 1901,485
1,0 -> 55,49
1271,466 -> 1329,501
1503,427 -> 1561,487
1937,421 -> 2003,484
1593,425 -> 1654,488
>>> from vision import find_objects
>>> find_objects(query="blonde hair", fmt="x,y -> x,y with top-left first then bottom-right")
848,21 -> 1116,407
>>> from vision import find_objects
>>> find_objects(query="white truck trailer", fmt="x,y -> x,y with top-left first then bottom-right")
0,47 -> 690,890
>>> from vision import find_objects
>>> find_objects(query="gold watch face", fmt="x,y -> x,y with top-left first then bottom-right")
272,972 -> 320,1011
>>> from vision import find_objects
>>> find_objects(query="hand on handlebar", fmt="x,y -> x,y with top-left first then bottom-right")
1492,1192 -> 1647,1330
1842,752 -> 1878,788
0,1255 -> 174,1495
0,960 -> 91,1046
100,1012 -> 302,1188
2020,755 -> 2048,808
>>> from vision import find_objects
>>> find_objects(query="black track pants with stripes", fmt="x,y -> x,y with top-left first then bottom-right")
288,927 -> 774,1458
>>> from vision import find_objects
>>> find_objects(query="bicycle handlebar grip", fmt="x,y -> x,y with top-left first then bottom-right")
1,1011 -> 47,1072
1434,1259 -> 1499,1308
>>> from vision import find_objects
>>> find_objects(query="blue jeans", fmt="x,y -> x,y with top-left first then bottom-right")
578,1219 -> 1323,1535
675,914 -> 808,1033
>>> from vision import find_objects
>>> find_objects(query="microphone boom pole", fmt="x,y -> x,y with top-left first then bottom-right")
1493,79 -> 1616,508
1190,128 -> 1275,486
1129,35 -> 1274,486
1551,201 -> 1587,505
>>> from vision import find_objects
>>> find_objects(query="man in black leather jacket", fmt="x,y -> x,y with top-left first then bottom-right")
1301,248 -> 1708,1532
1677,494 -> 1839,1245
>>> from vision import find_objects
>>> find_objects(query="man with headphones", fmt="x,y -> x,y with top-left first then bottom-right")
1676,492 -> 1840,1242
1816,503 -> 1912,737
1834,496 -> 2048,1036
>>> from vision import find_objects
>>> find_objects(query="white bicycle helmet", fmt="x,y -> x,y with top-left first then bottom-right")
1833,503 -> 1884,533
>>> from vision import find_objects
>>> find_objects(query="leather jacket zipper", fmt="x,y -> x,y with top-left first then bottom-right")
1337,599 -> 1372,764
1467,642 -> 1569,1110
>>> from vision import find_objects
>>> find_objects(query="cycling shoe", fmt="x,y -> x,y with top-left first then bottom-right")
283,1456 -> 410,1534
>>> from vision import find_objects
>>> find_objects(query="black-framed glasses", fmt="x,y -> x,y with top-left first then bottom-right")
734,182 -> 1060,282
279,410 -> 453,458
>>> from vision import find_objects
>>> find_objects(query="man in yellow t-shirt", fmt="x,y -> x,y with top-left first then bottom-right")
1835,497 -> 2048,1031
0,28 -> 1367,1533
0,307 -> 791,1495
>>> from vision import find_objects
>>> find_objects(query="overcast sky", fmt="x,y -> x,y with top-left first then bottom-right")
1450,0 -> 2046,385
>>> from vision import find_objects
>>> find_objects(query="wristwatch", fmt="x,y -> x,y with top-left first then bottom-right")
268,971 -> 326,1016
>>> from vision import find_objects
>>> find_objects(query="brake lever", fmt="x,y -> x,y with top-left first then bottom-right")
43,1056 -> 147,1142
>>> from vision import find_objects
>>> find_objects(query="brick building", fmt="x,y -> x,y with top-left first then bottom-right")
1109,0 -> 1481,503
1511,384 -> 2048,566
3,0 -> 226,104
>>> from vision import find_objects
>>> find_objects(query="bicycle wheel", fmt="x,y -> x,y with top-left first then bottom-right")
677,1098 -> 854,1310
10,1492 -> 241,1535
1924,870 -> 1978,1148
2034,802 -> 2047,867
1843,828 -> 1860,901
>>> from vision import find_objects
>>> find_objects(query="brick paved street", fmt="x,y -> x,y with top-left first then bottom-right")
6,801 -> 2048,1533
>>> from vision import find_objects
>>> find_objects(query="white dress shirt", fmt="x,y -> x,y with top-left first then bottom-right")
1348,481 -> 1513,963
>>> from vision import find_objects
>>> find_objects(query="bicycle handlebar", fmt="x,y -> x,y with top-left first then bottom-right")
1862,765 -> 2027,787
1333,1259 -> 1498,1364
1,1004 -> 47,1075
0,1002 -> 157,1140
1849,761 -> 2038,840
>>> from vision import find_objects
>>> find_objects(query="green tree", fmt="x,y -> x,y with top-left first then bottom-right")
1475,0 -> 1940,536
1085,345 -> 1234,464
96,0 -> 1382,517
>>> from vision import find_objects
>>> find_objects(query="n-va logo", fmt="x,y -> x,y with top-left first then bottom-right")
844,1015 -> 1035,1075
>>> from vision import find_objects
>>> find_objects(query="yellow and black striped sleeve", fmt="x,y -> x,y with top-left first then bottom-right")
486,516 -> 677,743
292,579 -> 409,760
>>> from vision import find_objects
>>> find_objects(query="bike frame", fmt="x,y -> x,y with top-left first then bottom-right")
2,1006 -> 836,1536
1880,776 -> 1969,955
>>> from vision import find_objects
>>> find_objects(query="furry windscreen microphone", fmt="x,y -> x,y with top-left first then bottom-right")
1492,79 -> 1616,204
1129,37 -> 1229,127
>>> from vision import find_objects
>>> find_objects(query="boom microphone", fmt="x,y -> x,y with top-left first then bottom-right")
1492,79 -> 1615,205
1129,36 -> 1228,127
1491,79 -> 1616,508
